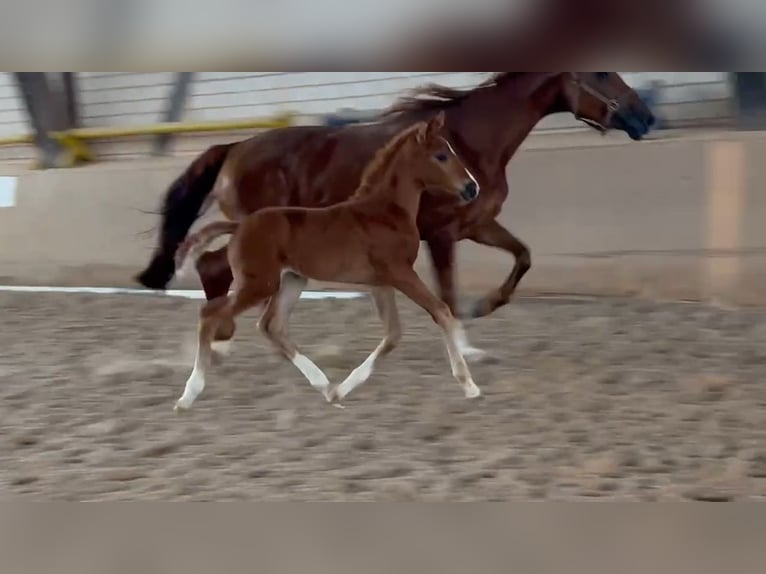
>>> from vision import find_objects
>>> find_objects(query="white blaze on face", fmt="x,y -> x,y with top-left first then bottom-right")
445,138 -> 480,193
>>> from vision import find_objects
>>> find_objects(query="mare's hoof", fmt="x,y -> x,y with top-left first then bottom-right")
470,301 -> 496,320
463,347 -> 493,365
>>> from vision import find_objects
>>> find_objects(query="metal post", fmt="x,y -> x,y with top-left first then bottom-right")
154,72 -> 194,155
734,72 -> 766,130
62,73 -> 80,129
13,73 -> 63,168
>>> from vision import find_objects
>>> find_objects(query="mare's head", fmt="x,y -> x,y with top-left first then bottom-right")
559,72 -> 655,141
405,112 -> 479,204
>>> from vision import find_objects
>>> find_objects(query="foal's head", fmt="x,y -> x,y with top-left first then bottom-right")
405,112 -> 480,204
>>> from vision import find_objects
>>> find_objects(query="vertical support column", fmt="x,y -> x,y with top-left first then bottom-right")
705,140 -> 745,302
154,72 -> 194,155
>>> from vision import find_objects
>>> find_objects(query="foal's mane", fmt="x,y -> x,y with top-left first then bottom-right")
383,72 -> 528,117
352,122 -> 424,199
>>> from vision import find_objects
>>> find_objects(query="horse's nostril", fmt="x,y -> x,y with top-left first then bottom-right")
461,181 -> 479,201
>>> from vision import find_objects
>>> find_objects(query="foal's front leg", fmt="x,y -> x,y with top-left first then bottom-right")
330,287 -> 402,403
391,268 -> 481,399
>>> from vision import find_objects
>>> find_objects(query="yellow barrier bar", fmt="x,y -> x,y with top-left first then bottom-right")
52,113 -> 295,140
0,134 -> 34,146
0,113 -> 295,148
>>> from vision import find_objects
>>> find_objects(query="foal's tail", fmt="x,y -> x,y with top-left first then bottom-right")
135,142 -> 236,291
174,221 -> 240,280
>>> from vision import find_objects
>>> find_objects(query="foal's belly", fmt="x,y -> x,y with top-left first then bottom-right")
282,239 -> 378,286
285,254 -> 377,285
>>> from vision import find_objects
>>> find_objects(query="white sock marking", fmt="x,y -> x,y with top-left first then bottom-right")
175,355 -> 206,411
444,322 -> 482,399
336,344 -> 383,400
211,340 -> 233,356
292,353 -> 331,396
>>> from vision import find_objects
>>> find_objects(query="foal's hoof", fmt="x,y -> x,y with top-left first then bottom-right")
173,400 -> 192,414
325,387 -> 346,410
464,384 -> 482,400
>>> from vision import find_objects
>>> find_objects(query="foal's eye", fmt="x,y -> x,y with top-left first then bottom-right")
435,153 -> 449,162
595,72 -> 609,81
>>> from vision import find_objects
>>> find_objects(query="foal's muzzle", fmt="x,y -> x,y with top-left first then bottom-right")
460,181 -> 479,203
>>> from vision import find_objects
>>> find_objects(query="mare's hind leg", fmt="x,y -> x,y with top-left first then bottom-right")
330,287 -> 401,403
259,273 -> 334,402
175,280 -> 273,412
197,247 -> 236,359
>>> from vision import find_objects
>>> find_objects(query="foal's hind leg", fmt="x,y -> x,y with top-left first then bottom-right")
175,282 -> 273,412
174,295 -> 229,412
330,287 -> 401,403
259,272 -> 334,402
197,247 -> 236,358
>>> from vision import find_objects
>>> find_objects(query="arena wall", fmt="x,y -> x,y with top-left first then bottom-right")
0,73 -> 733,163
1,129 -> 764,305
0,73 -> 730,135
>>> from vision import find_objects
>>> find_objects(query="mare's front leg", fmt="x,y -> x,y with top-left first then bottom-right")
426,232 -> 488,364
196,246 -> 236,359
390,267 -> 481,400
467,219 -> 531,318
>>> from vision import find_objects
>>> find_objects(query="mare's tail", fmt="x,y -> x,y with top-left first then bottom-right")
174,221 -> 240,280
135,143 -> 235,290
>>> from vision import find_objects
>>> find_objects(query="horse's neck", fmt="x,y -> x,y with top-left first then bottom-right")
456,73 -> 565,171
366,154 -> 424,220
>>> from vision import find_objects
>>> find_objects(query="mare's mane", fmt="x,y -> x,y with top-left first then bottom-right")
383,72 -> 529,117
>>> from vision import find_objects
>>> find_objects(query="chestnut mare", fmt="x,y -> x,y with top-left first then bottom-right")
137,72 -> 654,359
172,113 -> 480,411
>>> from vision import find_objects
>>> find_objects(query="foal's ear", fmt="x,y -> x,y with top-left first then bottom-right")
425,111 -> 446,138
430,111 -> 446,131
415,121 -> 430,144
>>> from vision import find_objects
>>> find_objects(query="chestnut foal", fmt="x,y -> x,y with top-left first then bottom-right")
172,112 -> 481,411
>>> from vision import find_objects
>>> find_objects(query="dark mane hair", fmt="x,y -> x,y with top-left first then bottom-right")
383,73 -> 527,117
351,121 -> 425,199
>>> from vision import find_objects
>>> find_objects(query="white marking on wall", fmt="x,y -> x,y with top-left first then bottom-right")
0,176 -> 17,208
